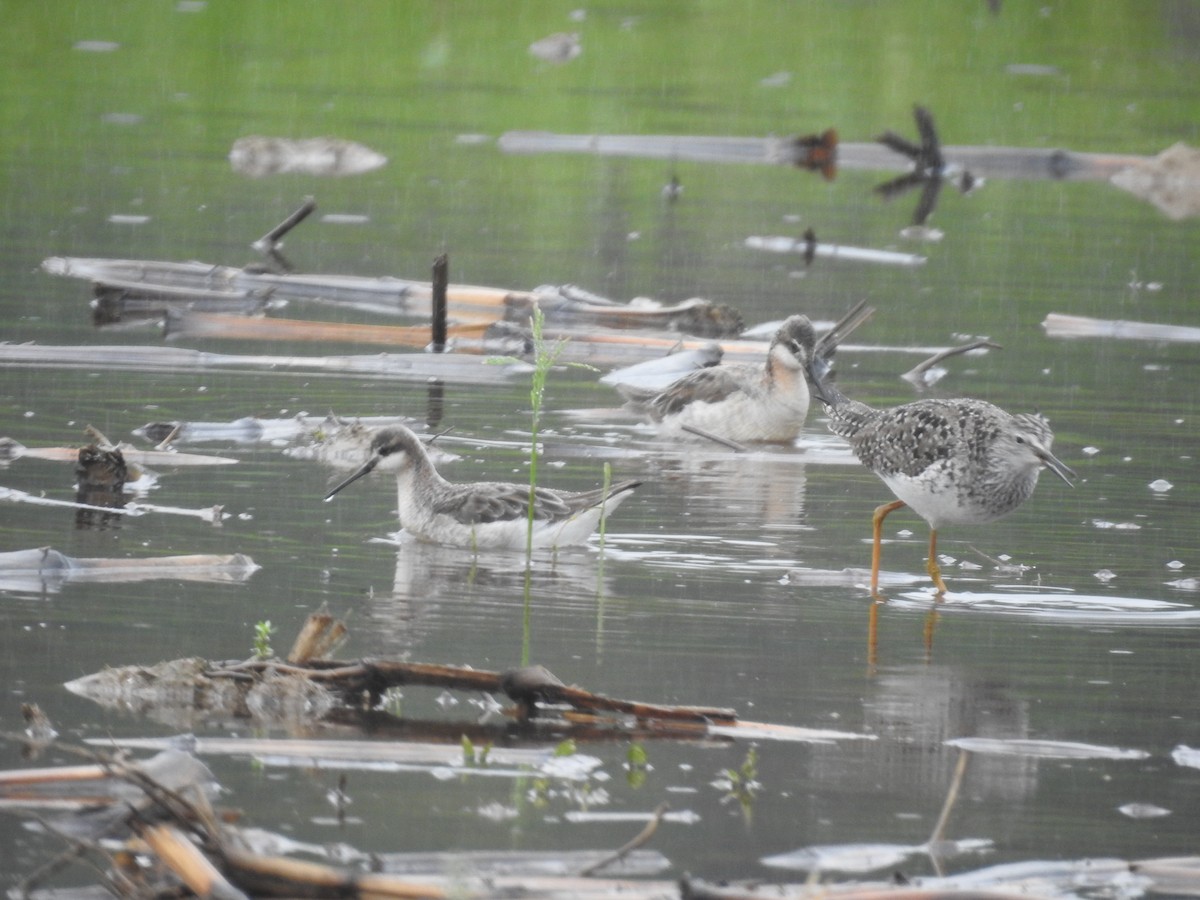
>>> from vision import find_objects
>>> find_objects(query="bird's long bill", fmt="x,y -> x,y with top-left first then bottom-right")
323,456 -> 380,502
1039,448 -> 1077,486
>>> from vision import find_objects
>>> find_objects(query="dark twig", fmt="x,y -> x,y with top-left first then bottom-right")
252,197 -> 316,255
926,747 -> 971,878
681,423 -> 748,452
901,339 -> 1002,387
579,801 -> 671,876
431,253 -> 449,352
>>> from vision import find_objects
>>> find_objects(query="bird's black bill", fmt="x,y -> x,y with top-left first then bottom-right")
324,456 -> 380,502
1040,450 -> 1077,487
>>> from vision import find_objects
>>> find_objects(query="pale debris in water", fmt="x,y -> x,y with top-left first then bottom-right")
1148,479 -> 1173,492
1092,519 -> 1142,530
1117,803 -> 1171,819
946,737 -> 1149,760
1171,745 -> 1200,768
899,224 -> 944,242
230,136 -> 388,178
762,839 -> 992,874
477,802 -> 518,821
1167,560 -> 1185,569
1082,446 -> 1101,456
1094,569 -> 1117,583
528,32 -> 581,63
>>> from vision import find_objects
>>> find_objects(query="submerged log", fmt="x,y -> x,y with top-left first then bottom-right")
163,309 -> 491,347
0,548 -> 258,587
0,343 -> 533,385
497,130 -> 1159,182
46,256 -> 746,338
1043,312 -> 1200,343
0,437 -> 237,467
229,136 -> 388,178
66,649 -> 737,732
90,278 -> 270,325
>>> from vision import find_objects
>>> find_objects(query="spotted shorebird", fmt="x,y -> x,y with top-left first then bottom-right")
617,300 -> 874,443
806,360 -> 1075,595
323,425 -> 641,550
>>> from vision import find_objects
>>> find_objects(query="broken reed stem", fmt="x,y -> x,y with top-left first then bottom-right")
253,196 -> 316,253
680,423 -> 747,452
430,253 -> 448,352
902,339 -> 1002,385
928,747 -> 970,854
598,461 -> 612,553
523,305 -> 567,562
579,801 -> 671,876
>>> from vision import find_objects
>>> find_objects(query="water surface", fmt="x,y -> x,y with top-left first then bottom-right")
2,1 -> 1200,890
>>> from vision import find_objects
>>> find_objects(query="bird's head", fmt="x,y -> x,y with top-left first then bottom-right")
769,315 -> 817,372
1005,413 -> 1076,486
324,426 -> 424,502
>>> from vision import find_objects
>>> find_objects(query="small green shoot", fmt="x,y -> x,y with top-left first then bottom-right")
461,735 -> 493,767
379,687 -> 404,716
598,461 -> 612,552
524,305 -> 568,559
716,746 -> 760,822
626,741 -> 649,789
251,620 -> 276,660
553,738 -> 577,758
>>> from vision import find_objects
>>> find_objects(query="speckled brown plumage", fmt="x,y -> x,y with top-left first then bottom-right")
807,357 -> 1075,594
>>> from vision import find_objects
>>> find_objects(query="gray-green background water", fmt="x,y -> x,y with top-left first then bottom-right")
2,0 -> 1199,889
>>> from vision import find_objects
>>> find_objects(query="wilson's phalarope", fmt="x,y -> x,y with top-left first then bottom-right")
617,300 -> 874,443
806,357 -> 1075,595
324,425 -> 641,550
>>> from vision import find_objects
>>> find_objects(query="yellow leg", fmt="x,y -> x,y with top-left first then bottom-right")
926,529 -> 949,595
923,607 -> 939,660
871,500 -> 907,597
866,599 -> 880,672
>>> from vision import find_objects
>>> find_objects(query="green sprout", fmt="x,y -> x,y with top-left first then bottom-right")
717,746 -> 761,822
626,741 -> 649,789
461,735 -> 493,767
251,620 -> 276,660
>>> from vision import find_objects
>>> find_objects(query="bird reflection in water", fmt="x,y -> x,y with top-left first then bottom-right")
74,443 -> 127,529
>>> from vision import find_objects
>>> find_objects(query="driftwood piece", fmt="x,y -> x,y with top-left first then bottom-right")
66,651 -> 737,732
10,737 -> 1173,900
900,340 -> 1001,388
163,309 -> 491,347
0,488 -> 229,526
497,130 -> 1157,181
48,255 -> 745,337
230,136 -> 388,178
0,548 -> 258,593
1043,312 -> 1200,343
137,822 -> 249,900
206,658 -> 740,725
253,196 -> 317,253
745,235 -> 926,267
221,847 -> 446,899
287,604 -> 348,663
0,437 -> 237,467
0,343 -> 533,384
1110,141 -> 1200,219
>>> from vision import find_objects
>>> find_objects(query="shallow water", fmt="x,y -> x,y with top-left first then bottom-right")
2,1 -> 1200,890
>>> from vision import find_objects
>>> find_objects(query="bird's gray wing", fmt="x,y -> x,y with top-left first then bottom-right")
436,482 -> 572,525
647,366 -> 753,419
